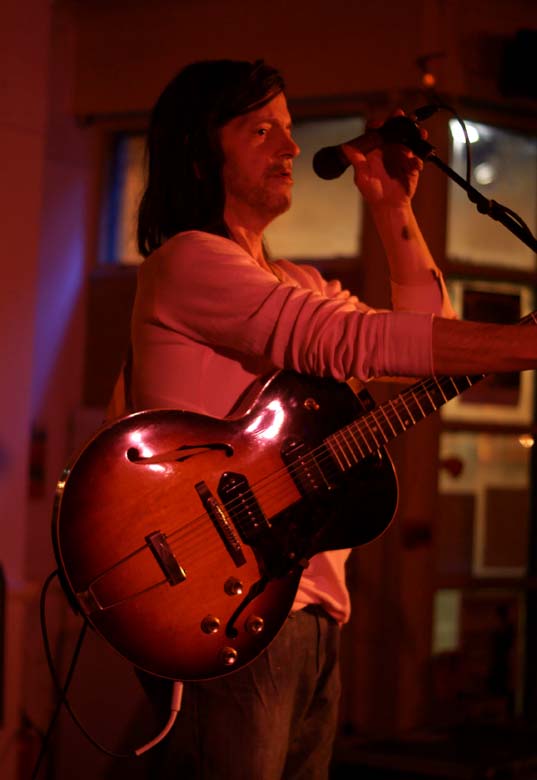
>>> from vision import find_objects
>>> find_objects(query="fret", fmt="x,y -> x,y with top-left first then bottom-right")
399,395 -> 417,425
370,410 -> 389,443
326,438 -> 346,471
387,399 -> 408,432
447,376 -> 460,395
411,391 -> 426,418
423,387 -> 438,412
434,378 -> 448,403
347,424 -> 368,458
334,430 -> 357,468
361,416 -> 382,449
377,404 -> 397,437
355,422 -> 379,453
454,375 -> 471,394
343,430 -> 361,465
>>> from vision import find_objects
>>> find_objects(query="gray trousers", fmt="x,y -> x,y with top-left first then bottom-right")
140,605 -> 341,779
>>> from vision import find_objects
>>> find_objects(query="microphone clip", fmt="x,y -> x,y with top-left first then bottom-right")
377,114 -> 435,161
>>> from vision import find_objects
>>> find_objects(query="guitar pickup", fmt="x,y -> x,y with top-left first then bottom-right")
195,481 -> 246,567
145,531 -> 187,586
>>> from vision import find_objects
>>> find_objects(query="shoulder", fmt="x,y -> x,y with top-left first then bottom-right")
273,259 -> 327,292
273,259 -> 359,305
157,230 -> 250,263
142,230 -> 255,280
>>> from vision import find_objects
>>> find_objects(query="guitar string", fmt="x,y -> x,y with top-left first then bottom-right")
102,310 -> 537,573
77,380 -> 502,603
208,373 -> 468,510
164,374 -> 468,554
97,373 -> 475,591
90,372 -> 495,604
163,374 -> 471,558
93,310 -> 537,592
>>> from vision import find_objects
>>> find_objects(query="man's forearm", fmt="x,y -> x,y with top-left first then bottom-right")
432,316 -> 537,376
371,204 -> 440,286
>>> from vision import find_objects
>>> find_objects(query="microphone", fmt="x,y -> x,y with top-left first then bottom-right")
312,107 -> 438,180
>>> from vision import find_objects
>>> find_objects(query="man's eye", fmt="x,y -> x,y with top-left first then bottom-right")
256,127 -> 268,136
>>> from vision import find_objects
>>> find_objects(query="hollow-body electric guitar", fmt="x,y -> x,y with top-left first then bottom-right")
52,331 -> 532,681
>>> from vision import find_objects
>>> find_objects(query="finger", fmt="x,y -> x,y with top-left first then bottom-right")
365,108 -> 405,132
341,143 -> 368,165
387,144 -> 425,169
381,146 -> 421,192
365,118 -> 383,132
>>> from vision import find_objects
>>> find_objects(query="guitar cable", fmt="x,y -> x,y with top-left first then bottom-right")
33,569 -> 184,778
134,680 -> 183,756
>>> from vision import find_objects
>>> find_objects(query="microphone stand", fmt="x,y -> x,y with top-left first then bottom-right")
400,123 -> 537,253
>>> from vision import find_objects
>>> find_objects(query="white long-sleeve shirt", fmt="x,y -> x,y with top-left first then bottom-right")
130,230 -> 455,621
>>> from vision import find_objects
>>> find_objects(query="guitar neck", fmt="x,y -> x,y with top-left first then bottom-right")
327,308 -> 537,469
328,373 -> 480,467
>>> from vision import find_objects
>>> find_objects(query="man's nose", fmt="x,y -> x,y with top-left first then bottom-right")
282,132 -> 300,158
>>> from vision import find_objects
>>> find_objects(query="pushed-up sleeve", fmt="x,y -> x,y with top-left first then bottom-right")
391,269 -> 457,318
137,232 -> 435,383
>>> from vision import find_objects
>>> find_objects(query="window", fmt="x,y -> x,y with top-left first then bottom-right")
102,115 -> 365,265
433,116 -> 537,727
101,134 -> 146,265
438,431 -> 532,578
441,280 -> 534,425
447,119 -> 537,270
265,116 -> 364,260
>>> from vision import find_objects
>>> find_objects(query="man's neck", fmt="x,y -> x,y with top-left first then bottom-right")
227,224 -> 265,263
224,203 -> 270,264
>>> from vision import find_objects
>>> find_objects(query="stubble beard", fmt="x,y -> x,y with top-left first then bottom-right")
224,167 -> 293,226
246,183 -> 292,222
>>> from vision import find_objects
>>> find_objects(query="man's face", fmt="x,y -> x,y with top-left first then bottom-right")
219,92 -> 300,229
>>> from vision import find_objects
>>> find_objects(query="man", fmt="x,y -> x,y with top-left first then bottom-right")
119,59 -> 536,778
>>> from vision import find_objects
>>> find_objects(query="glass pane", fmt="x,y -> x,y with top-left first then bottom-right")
447,119 -> 537,270
108,116 -> 364,265
438,431 -> 532,577
265,116 -> 364,259
112,134 -> 146,265
441,280 -> 534,426
432,589 -> 461,654
431,587 -> 523,722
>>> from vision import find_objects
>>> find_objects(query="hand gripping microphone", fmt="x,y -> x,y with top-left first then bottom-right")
312,106 -> 438,180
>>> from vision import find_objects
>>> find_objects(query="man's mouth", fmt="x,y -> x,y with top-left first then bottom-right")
269,166 -> 293,183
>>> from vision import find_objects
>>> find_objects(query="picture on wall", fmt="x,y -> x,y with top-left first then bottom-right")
442,280 -> 535,425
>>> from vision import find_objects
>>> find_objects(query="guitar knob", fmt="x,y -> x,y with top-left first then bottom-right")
201,615 -> 221,634
245,615 -> 264,634
224,577 -> 244,596
220,647 -> 238,666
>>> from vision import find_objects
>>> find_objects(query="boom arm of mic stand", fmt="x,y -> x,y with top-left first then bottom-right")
402,132 -> 537,254
425,153 -> 537,252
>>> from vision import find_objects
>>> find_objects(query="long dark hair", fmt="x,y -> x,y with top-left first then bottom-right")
137,59 -> 285,257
